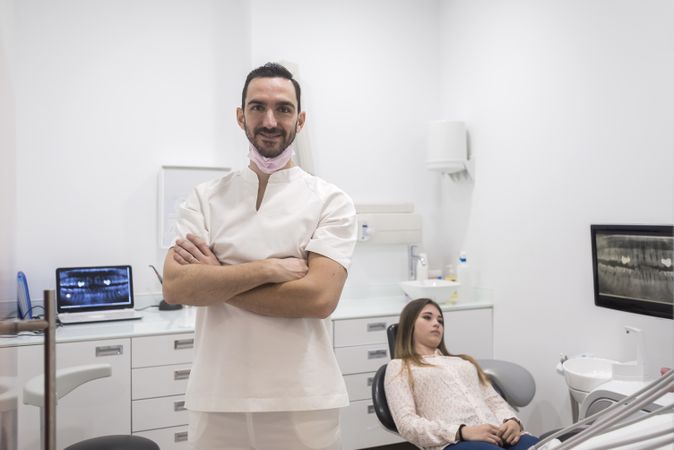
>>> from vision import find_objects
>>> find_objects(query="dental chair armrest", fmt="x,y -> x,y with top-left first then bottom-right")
23,363 -> 112,407
477,359 -> 536,408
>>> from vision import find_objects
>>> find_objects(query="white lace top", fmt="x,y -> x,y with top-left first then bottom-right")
384,351 -> 519,450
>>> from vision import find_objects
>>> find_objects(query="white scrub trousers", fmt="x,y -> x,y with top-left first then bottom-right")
188,409 -> 341,450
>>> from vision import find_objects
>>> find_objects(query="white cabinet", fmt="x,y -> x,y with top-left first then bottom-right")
333,305 -> 493,450
333,314 -> 403,450
17,338 -> 131,450
0,346 -> 18,450
131,332 -> 194,450
443,308 -> 493,359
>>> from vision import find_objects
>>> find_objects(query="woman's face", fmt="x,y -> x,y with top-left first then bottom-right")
413,303 -> 444,355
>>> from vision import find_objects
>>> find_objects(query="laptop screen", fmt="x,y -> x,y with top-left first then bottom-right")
56,265 -> 134,313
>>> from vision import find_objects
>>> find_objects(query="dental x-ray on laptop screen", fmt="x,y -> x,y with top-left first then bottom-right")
56,265 -> 142,324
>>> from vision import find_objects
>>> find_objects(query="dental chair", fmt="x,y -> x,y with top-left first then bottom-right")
371,323 -> 536,433
23,363 -> 159,450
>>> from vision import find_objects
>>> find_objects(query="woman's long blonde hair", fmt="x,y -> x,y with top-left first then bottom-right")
393,298 -> 489,390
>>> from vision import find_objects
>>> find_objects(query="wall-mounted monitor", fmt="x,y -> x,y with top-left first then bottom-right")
591,225 -> 673,320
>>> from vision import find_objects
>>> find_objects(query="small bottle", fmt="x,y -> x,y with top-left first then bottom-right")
456,251 -> 472,302
444,264 -> 456,281
428,269 -> 442,280
445,264 -> 458,304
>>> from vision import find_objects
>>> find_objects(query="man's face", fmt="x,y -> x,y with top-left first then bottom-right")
237,77 -> 305,158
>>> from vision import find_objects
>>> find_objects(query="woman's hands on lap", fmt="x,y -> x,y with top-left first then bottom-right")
461,420 -> 522,446
461,424 -> 503,446
498,419 -> 522,445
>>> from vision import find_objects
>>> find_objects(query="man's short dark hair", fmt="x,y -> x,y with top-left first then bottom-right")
241,62 -> 302,111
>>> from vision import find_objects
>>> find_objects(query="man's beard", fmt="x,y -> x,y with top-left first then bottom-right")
244,121 -> 297,158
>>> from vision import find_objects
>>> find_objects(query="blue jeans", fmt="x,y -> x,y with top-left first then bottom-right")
444,434 -> 540,450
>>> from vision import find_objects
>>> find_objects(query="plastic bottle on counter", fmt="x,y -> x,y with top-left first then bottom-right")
428,269 -> 443,280
444,264 -> 456,282
444,264 -> 458,304
456,251 -> 472,302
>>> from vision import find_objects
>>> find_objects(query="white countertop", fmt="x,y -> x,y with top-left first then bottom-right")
0,307 -> 197,348
333,295 -> 492,320
0,297 -> 492,347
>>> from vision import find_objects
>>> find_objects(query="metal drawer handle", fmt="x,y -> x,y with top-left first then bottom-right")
174,369 -> 191,380
367,376 -> 374,387
367,405 -> 375,414
174,401 -> 187,412
367,349 -> 387,359
367,322 -> 386,332
174,431 -> 188,442
95,345 -> 123,357
174,338 -> 194,350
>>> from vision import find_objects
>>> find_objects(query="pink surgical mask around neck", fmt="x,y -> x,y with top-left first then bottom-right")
248,143 -> 295,174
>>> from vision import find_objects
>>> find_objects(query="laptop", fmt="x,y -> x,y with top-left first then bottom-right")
56,265 -> 143,324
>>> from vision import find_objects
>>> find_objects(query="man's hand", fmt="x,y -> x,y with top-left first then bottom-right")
173,233 -> 220,266
266,258 -> 309,283
461,424 -> 503,446
498,419 -> 522,445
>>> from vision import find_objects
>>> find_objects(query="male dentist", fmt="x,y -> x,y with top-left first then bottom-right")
163,63 -> 357,450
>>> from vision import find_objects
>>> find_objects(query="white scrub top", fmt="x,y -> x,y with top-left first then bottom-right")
176,165 -> 357,412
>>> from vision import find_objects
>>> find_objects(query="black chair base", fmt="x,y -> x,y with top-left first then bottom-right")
65,435 -> 160,450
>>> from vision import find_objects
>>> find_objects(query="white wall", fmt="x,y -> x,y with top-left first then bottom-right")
9,0 -> 250,306
439,0 -> 674,433
0,0 -> 16,314
249,0 -> 447,295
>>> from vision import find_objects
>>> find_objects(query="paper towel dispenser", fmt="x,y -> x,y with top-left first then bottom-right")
355,204 -> 422,245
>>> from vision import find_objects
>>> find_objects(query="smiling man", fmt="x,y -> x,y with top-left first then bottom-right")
162,63 -> 357,450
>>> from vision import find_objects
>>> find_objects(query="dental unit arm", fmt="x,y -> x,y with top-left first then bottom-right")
532,369 -> 674,450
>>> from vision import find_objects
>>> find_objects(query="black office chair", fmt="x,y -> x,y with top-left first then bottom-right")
371,323 -> 536,433
65,435 -> 159,450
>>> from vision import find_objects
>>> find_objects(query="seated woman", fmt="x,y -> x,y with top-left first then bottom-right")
384,298 -> 540,450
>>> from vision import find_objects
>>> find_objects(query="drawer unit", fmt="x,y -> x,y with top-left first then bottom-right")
334,343 -> 390,375
333,315 -> 398,347
343,372 -> 376,402
333,314 -> 400,449
131,332 -> 194,449
340,399 -> 401,449
134,425 -> 188,450
132,395 -> 188,432
132,333 -> 194,368
132,363 -> 191,399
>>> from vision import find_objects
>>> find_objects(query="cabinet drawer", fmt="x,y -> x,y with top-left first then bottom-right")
335,344 -> 390,375
132,333 -> 194,368
132,364 -> 191,399
333,315 -> 398,347
135,425 -> 188,450
340,399 -> 402,449
344,372 -> 377,402
132,395 -> 188,432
